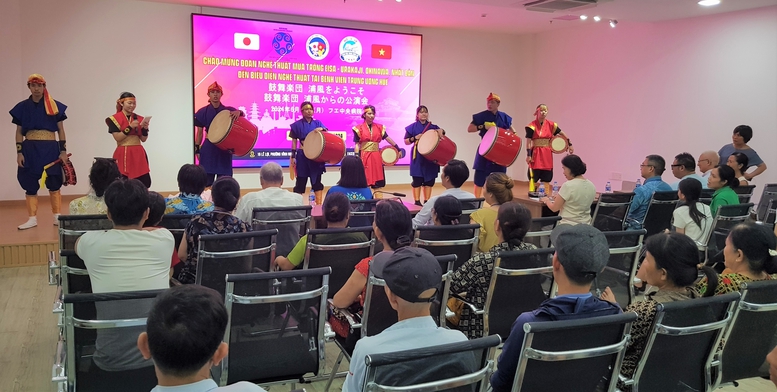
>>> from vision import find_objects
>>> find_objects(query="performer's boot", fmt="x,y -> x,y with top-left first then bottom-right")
18,195 -> 38,230
474,185 -> 483,198
423,186 -> 433,204
413,187 -> 422,206
50,190 -> 62,226
314,190 -> 324,206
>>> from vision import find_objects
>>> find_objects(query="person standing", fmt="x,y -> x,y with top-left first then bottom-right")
467,93 -> 516,198
107,92 -> 152,188
11,74 -> 69,229
194,82 -> 242,187
717,125 -> 766,181
290,101 -> 327,204
525,104 -> 574,185
353,105 -> 402,189
404,105 -> 444,206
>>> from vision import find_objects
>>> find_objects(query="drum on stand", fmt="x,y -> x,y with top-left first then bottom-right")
380,146 -> 400,166
550,135 -> 569,154
477,127 -> 522,167
417,131 -> 457,166
207,111 -> 259,157
303,130 -> 346,164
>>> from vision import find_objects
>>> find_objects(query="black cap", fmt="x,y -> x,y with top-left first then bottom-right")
381,248 -> 442,303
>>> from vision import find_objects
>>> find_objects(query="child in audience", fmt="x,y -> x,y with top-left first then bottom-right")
470,173 -> 515,253
144,191 -> 180,272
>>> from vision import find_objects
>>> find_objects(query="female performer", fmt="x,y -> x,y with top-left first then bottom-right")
194,82 -> 242,187
352,105 -> 402,189
525,103 -> 574,184
106,92 -> 152,188
290,101 -> 327,204
404,105 -> 444,206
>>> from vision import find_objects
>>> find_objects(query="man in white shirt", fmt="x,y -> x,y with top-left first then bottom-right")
697,150 -> 719,179
670,152 -> 706,190
234,161 -> 303,222
412,159 -> 475,227
342,248 -> 469,392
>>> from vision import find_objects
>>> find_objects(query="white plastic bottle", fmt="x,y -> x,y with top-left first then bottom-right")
538,181 -> 545,198
605,181 -> 612,193
309,190 -> 316,206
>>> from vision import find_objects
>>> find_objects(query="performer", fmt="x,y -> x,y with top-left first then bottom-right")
352,105 -> 402,189
290,101 -> 327,204
525,104 -> 573,184
11,74 -> 69,230
194,82 -> 242,186
404,105 -> 444,206
106,92 -> 152,188
467,93 -> 516,198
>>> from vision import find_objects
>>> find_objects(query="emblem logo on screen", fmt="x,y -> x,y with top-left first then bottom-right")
234,33 -> 259,50
339,36 -> 362,63
272,32 -> 294,56
306,34 -> 329,60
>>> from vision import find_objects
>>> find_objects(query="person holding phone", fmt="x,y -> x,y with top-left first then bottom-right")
106,92 -> 152,188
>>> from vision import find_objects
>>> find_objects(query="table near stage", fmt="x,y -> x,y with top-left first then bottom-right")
311,200 -> 423,229
513,193 -> 603,219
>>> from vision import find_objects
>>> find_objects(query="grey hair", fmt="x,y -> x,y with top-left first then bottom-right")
700,150 -> 719,166
260,162 -> 284,184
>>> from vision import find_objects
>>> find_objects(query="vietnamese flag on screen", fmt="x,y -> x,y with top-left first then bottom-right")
371,44 -> 392,59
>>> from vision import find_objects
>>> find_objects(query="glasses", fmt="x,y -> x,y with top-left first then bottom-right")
670,164 -> 683,169
639,164 -> 654,168
699,159 -> 711,164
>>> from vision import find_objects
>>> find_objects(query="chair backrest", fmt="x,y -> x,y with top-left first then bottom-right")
432,254 -> 456,327
754,183 -> 777,222
701,203 -> 753,259
484,248 -> 556,339
219,267 -> 331,386
592,230 -> 646,308
627,292 -> 740,392
196,229 -> 277,298
349,199 -> 380,228
362,274 -> 399,338
642,190 -> 679,237
720,280 -> 777,384
303,227 -> 376,298
457,198 -> 485,224
252,205 -> 312,257
61,250 -> 92,295
524,216 -> 562,248
700,188 -> 715,206
363,335 -> 501,392
159,214 -> 192,252
59,214 -> 113,250
733,184 -> 756,204
62,289 -> 163,392
413,224 -> 480,271
511,312 -> 638,392
591,192 -> 635,232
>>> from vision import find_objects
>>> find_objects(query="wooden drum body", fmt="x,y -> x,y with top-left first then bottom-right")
380,146 -> 400,166
207,111 -> 259,157
417,131 -> 457,166
303,130 -> 346,164
477,127 -> 522,167
550,135 -> 569,154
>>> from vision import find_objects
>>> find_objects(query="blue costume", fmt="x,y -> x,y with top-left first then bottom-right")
471,110 -> 513,187
290,117 -> 327,193
11,97 -> 67,195
404,120 -> 441,184
195,103 -> 238,186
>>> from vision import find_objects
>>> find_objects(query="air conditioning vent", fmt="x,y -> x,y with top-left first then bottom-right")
524,0 -> 597,12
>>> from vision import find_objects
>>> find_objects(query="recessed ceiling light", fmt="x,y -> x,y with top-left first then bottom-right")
593,15 -> 601,22
609,19 -> 618,28
580,15 -> 588,20
698,0 -> 721,6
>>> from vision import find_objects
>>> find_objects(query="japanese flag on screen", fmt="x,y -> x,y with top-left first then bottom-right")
234,33 -> 259,50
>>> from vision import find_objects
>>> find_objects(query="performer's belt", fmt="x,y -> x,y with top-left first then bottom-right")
533,138 -> 551,147
361,142 -> 379,152
118,135 -> 142,146
25,130 -> 57,141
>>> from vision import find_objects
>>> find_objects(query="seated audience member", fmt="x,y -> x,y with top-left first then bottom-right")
727,152 -> 750,186
275,192 -> 368,271
69,157 -> 120,215
768,345 -> 777,387
540,154 -> 596,226
342,247 -> 468,392
694,222 -> 777,296
626,155 -> 672,230
420,195 -> 474,241
449,202 -> 536,339
697,150 -> 719,179
234,161 -> 303,222
672,178 -> 713,243
327,155 -> 374,201
669,152 -> 706,190
600,232 -> 717,391
138,285 -> 266,392
177,177 -> 251,284
144,191 -> 180,270
75,179 -> 173,372
470,173 -> 515,253
489,224 -> 622,392
707,165 -> 740,217
718,125 -> 766,181
165,164 -> 214,215
413,159 -> 475,228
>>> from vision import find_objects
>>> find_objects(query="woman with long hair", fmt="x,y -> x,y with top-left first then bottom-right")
106,92 -> 152,188
727,152 -> 750,186
470,173 -> 515,253
327,155 -> 373,201
672,177 -> 712,243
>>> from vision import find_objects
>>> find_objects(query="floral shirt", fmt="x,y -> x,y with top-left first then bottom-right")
177,211 -> 251,284
693,272 -> 776,297
165,193 -> 214,215
68,192 -> 107,215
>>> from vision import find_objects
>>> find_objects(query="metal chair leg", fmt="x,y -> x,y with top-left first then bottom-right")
324,351 -> 345,392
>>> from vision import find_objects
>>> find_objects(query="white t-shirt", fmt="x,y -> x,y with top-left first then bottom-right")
558,178 -> 597,226
672,203 -> 713,243
234,187 -> 304,222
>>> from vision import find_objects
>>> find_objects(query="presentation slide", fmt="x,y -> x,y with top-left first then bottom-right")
192,14 -> 422,168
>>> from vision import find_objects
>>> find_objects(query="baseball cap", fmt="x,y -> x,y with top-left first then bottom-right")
381,247 -> 442,303
550,224 -> 610,283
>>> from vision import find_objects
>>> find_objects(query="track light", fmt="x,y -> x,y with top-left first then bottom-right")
593,15 -> 601,22
698,0 -> 721,6
580,15 -> 588,20
609,19 -> 618,28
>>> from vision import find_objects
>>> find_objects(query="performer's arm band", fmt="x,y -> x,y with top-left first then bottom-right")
16,142 -> 23,153
122,127 -> 132,135
141,129 -> 149,137
194,144 -> 200,153
527,148 -> 532,157
567,139 -> 572,146
58,140 -> 67,152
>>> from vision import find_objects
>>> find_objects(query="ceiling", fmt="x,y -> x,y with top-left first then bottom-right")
148,0 -> 777,34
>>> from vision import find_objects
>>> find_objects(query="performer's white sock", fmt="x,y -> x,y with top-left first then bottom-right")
18,217 -> 38,230
53,213 -> 60,226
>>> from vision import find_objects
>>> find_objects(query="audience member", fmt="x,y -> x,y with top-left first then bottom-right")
626,155 -> 672,230
717,125 -> 766,181
697,150 -> 719,179
69,157 -> 120,215
418,195 -> 475,241
413,159 -> 475,227
165,164 -> 214,215
540,154 -> 596,226
144,191 -> 180,270
726,152 -> 750,186
672,178 -> 712,243
470,173 -> 514,252
707,165 -> 740,217
600,232 -> 717,391
177,177 -> 251,284
449,202 -> 536,339
275,192 -> 368,270
489,224 -> 621,392
234,161 -> 302,222
342,247 -> 468,392
138,285 -> 266,392
327,155 -> 373,201
669,152 -> 705,190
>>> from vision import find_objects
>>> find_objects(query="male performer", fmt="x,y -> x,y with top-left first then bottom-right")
467,93 -> 516,198
525,104 -> 573,184
290,101 -> 327,204
11,74 -> 69,230
194,82 -> 242,186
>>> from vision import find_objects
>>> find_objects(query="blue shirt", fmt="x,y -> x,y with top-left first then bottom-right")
670,173 -> 707,190
165,193 -> 215,215
404,121 -> 441,181
194,103 -> 238,129
290,118 -> 327,177
9,96 -> 68,134
327,185 -> 373,201
626,176 -> 672,229
718,144 -> 763,169
195,103 -> 239,175
412,187 -> 475,228
471,110 -> 513,171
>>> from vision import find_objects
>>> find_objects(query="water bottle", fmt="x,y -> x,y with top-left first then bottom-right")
538,181 -> 545,198
605,181 -> 612,193
635,179 -> 642,188
552,181 -> 559,199
309,190 -> 316,206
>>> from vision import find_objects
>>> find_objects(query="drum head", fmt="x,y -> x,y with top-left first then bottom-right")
381,147 -> 399,165
207,111 -> 233,144
417,131 -> 439,155
551,136 -> 568,154
477,127 -> 498,156
303,131 -> 325,160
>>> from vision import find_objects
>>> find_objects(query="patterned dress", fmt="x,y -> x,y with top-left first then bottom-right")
693,272 -> 777,297
450,241 -> 537,339
177,211 -> 251,284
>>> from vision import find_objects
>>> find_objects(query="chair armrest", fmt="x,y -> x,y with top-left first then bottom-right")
53,285 -> 64,314
450,293 -> 485,315
169,278 -> 183,287
48,251 -> 60,286
324,322 -> 336,340
618,373 -> 634,387
52,335 -> 67,383
327,298 -> 362,329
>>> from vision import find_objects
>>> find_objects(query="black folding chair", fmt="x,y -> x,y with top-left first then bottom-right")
699,188 -> 715,206
733,184 -> 756,204
349,199 -> 380,228
303,227 -> 375,298
641,190 -> 679,238
592,230 -> 646,309
753,183 -> 777,224
252,205 -> 312,257
50,215 -> 113,286
523,216 -> 561,248
700,203 -> 753,267
591,192 -> 635,232
413,224 -> 480,271
458,198 -> 485,225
